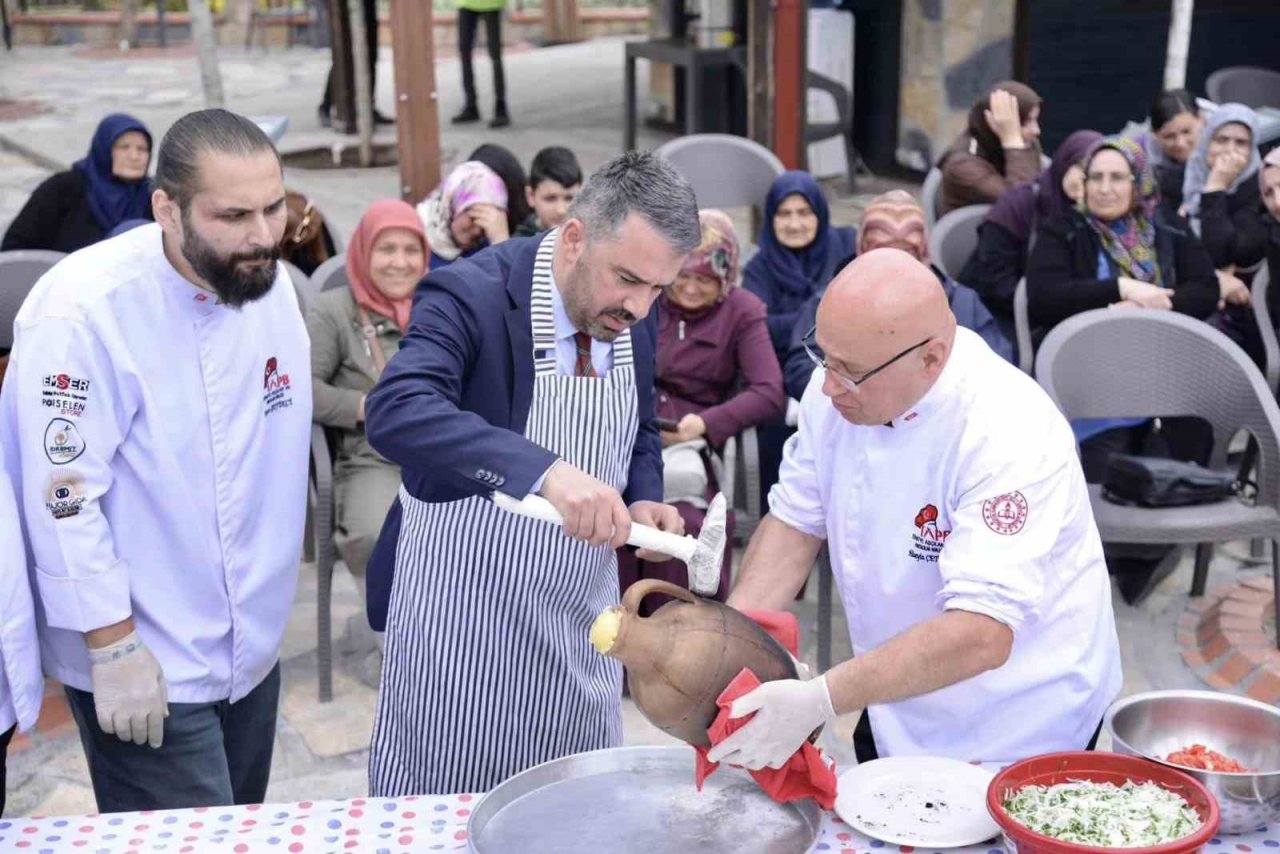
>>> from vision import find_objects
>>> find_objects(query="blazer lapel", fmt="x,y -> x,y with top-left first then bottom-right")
505,242 -> 538,434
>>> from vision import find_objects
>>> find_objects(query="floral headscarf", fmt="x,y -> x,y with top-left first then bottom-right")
1080,135 -> 1162,287
679,209 -> 740,297
415,160 -> 508,262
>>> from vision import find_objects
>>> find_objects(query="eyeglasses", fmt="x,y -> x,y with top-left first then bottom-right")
802,326 -> 931,392
1084,172 -> 1135,188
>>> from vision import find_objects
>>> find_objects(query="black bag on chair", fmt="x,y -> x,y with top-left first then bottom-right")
1102,454 -> 1239,508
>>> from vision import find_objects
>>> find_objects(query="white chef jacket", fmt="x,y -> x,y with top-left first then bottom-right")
0,434 -> 43,734
0,224 -> 311,703
771,327 -> 1122,761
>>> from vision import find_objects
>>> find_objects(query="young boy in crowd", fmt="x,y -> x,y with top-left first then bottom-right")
515,146 -> 583,237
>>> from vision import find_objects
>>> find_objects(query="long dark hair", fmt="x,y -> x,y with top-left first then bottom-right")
468,143 -> 531,234
1150,88 -> 1198,132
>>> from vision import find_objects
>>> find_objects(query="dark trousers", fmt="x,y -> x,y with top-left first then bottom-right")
64,664 -> 281,813
0,723 -> 14,816
458,8 -> 506,110
852,710 -> 1103,764
321,0 -> 379,112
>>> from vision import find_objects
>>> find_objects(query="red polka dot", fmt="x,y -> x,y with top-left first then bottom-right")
402,836 -> 415,845
184,837 -> 197,842
235,845 -> 250,853
842,849 -> 856,854
79,826 -> 93,833
129,839 -> 143,845
402,811 -> 416,819
456,809 -> 471,817
189,822 -> 204,829
346,843 -> 359,849
180,848 -> 194,853
194,807 -> 208,813
1238,847 -> 1253,853
346,829 -> 360,836
404,796 -> 418,802
837,834 -> 851,841
22,827 -> 36,834
299,802 -> 313,809
348,809 -> 363,818
15,843 -> 29,849
73,842 -> 87,848
458,794 -> 472,802
291,825 -> 306,836
351,799 -> 366,806
246,804 -> 261,811
901,847 -> 915,853
242,820 -> 257,827
290,845 -> 303,853
135,825 -> 149,831
454,831 -> 468,841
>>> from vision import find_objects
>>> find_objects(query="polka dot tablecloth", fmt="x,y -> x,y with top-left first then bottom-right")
2,796 -> 1276,853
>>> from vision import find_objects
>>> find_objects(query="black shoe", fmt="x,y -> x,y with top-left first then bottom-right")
489,112 -> 511,129
373,109 -> 395,126
317,105 -> 332,129
451,106 -> 481,124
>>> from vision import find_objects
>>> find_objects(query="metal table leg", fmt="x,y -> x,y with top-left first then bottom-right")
817,545 -> 832,673
624,54 -> 637,151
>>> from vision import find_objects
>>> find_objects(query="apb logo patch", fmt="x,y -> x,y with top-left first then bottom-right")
44,418 -> 86,465
262,356 -> 294,417
908,503 -> 950,563
982,491 -> 1029,535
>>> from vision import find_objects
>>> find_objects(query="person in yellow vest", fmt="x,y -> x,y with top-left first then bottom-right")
452,0 -> 510,128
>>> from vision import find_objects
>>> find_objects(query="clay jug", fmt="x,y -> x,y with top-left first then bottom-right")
590,578 -> 798,747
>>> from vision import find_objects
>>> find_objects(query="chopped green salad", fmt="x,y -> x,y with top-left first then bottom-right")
1003,780 -> 1202,848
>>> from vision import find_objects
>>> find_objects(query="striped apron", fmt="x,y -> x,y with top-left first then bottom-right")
369,229 -> 638,796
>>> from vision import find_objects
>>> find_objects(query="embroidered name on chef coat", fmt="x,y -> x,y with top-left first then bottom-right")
262,356 -> 294,417
908,503 -> 950,563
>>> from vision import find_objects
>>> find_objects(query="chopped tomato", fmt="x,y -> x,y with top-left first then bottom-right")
1166,744 -> 1253,773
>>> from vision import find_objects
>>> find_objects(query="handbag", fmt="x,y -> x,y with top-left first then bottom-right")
1102,454 -> 1239,508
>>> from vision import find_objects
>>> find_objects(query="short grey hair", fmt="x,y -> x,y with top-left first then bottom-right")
569,151 -> 701,253
155,108 -> 280,210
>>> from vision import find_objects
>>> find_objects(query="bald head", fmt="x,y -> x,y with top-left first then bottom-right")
858,190 -> 929,262
814,248 -> 957,425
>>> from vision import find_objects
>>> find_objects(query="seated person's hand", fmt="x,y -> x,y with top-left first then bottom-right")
1216,269 -> 1250,308
1118,277 -> 1173,311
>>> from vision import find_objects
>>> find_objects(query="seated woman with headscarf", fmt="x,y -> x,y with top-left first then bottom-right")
617,210 -> 785,609
3,113 -> 153,253
307,200 -> 427,603
936,82 -> 1044,216
1139,89 -> 1204,221
1262,149 -> 1280,318
468,143 -> 532,239
417,160 -> 510,270
961,129 -> 1101,341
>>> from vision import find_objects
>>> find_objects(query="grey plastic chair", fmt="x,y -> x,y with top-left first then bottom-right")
310,253 -> 350,293
656,134 -> 784,224
1206,67 -> 1280,110
719,426 -> 761,545
1036,308 -> 1280,644
805,70 -> 859,194
288,265 -> 339,701
0,250 -> 64,349
921,167 -> 943,229
928,204 -> 991,281
1251,262 -> 1279,396
1013,277 -> 1034,375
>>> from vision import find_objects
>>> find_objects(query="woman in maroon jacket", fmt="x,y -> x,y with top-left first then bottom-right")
617,210 -> 785,609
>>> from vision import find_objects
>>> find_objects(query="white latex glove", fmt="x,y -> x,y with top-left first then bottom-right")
705,675 -> 834,770
88,631 -> 169,748
788,652 -> 812,681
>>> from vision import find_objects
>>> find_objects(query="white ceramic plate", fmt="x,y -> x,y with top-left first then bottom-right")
835,756 -> 1001,848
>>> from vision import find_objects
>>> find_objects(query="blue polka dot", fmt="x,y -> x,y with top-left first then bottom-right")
46,836 -> 61,842
215,828 -> 229,835
1263,843 -> 1279,849
327,819 -> 341,829
268,838 -> 281,845
107,818 -> 123,826
815,846 -> 830,852
325,837 -> 338,844
379,821 -> 393,829
103,834 -> 117,841
377,849 -> 391,854
0,823 -> 10,830
275,812 -> 289,819
989,849 -> 1003,854
53,820 -> 68,828
40,849 -> 53,854
871,842 -> 885,849
220,814 -> 234,822
433,803 -> 447,812
164,816 -> 178,825
432,818 -> 445,825
159,832 -> 172,839
1211,840 -> 1223,846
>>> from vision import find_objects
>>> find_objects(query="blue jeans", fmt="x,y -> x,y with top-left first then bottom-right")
64,663 -> 280,813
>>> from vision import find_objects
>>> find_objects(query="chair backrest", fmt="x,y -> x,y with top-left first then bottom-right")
656,134 -> 784,221
928,204 -> 990,281
310,253 -> 350,293
921,167 -> 944,229
0,250 -> 66,349
1013,276 -> 1034,375
1252,262 -> 1279,396
1035,308 -> 1280,505
1206,66 -> 1280,110
281,260 -> 313,315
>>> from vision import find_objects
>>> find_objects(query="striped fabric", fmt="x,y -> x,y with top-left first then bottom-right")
369,228 -> 639,796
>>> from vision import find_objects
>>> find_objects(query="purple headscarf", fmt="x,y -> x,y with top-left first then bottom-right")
986,129 -> 1102,242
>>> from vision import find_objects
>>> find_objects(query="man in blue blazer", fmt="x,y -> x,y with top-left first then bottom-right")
363,152 -> 703,795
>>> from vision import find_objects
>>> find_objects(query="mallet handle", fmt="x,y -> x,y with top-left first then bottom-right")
490,492 -> 697,561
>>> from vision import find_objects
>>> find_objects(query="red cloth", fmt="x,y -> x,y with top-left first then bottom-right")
690,609 -> 837,811
345,199 -> 427,333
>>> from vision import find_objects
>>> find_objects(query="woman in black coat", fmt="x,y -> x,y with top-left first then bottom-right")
3,113 -> 154,254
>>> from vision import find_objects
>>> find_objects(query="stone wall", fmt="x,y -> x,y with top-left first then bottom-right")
897,0 -> 1015,172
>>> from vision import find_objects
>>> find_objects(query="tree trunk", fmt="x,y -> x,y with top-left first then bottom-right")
120,0 -> 138,49
348,0 -> 374,166
1163,0 -> 1194,90
189,0 -> 226,107
390,0 -> 441,200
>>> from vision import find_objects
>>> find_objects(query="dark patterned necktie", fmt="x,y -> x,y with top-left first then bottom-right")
573,331 -> 597,378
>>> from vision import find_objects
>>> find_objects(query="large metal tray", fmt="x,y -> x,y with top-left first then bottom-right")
467,745 -> 822,853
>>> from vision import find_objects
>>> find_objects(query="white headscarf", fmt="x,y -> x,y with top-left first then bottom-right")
1181,102 -> 1261,232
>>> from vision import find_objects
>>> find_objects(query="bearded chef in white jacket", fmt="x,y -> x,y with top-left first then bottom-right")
709,248 -> 1122,769
0,109 -> 310,812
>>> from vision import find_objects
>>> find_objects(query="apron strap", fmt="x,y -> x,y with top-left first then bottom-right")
531,230 -> 559,376
356,305 -> 388,376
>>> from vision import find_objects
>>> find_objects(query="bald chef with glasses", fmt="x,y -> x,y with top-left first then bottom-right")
708,248 -> 1122,771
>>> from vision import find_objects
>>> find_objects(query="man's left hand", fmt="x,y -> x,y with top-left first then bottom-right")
705,676 -> 834,770
629,501 -> 684,561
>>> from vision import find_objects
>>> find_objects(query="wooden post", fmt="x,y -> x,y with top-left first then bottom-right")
120,0 -> 138,49
746,0 -> 770,150
327,0 -> 356,134
348,0 -> 373,166
1164,0 -> 1195,90
771,0 -> 806,169
390,0 -> 442,201
189,0 -> 226,107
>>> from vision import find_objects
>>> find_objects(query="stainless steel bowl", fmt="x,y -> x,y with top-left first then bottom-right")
1105,690 -> 1280,834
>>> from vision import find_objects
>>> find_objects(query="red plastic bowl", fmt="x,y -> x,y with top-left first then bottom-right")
987,751 -> 1221,854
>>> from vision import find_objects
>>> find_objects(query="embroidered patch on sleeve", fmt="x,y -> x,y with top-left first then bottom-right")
982,491 -> 1028,535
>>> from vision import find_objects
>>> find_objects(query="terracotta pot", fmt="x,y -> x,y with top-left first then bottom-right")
593,578 -> 798,747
